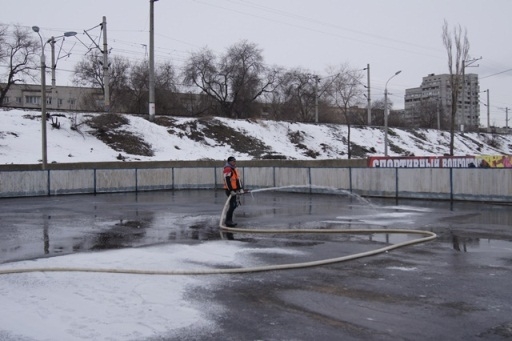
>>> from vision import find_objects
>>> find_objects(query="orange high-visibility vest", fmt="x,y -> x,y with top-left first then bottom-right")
223,166 -> 241,190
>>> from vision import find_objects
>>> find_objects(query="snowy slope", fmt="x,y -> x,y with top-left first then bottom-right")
1,108 -> 511,165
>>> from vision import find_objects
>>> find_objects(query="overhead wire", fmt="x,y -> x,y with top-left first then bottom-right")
226,0 -> 439,54
194,0 -> 444,61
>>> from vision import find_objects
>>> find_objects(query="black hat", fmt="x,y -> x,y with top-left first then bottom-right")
227,156 -> 236,162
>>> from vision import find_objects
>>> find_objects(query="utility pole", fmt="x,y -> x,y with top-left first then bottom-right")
486,89 -> 490,132
506,107 -> 510,129
436,98 -> 441,130
48,31 -> 77,109
461,60 -> 465,132
102,16 -> 110,112
314,75 -> 319,123
82,18 -> 109,111
461,57 -> 481,131
364,64 -> 371,125
49,37 -> 56,111
50,37 -> 56,88
149,0 -> 158,121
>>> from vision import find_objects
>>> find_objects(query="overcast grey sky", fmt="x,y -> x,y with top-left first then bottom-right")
2,0 -> 511,126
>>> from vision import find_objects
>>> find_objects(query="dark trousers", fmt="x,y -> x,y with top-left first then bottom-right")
225,191 -> 238,222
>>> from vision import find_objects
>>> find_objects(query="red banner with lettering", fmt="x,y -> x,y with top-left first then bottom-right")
367,155 -> 512,168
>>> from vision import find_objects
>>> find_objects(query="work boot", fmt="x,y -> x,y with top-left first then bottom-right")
225,221 -> 237,227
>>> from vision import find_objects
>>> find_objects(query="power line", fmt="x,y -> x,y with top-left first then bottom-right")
480,68 -> 512,79
193,0 -> 443,60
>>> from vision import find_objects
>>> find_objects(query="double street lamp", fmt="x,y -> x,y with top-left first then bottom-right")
384,70 -> 402,156
32,26 -> 76,169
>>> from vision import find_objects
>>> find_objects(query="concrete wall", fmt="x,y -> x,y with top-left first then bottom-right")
452,168 -> 511,201
1,165 -> 511,202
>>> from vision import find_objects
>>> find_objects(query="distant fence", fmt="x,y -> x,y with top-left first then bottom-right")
0,166 -> 510,202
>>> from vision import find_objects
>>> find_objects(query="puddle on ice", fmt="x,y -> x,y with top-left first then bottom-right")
449,236 -> 512,253
370,232 -> 512,258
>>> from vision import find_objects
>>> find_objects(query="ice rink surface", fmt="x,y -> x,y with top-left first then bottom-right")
0,189 -> 511,340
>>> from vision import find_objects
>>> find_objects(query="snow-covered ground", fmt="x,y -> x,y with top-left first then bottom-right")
1,108 -> 511,165
0,240 -> 306,340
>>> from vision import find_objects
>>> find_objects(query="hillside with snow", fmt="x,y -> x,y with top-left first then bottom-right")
1,108 -> 511,165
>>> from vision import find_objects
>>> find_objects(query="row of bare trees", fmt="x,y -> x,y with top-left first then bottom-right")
1,22 -> 472,155
72,50 -> 179,114
0,24 -> 386,124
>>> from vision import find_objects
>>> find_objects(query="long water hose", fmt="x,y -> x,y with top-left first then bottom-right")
0,193 -> 436,276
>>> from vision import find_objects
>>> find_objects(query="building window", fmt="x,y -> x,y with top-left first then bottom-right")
16,97 -> 22,104
68,98 -> 76,105
3,96 -> 9,103
25,96 -> 40,105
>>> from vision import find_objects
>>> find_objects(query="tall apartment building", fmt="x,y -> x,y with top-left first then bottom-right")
404,73 -> 480,131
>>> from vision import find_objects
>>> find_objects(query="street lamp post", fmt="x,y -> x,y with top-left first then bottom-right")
32,26 -> 48,169
384,70 -> 402,156
32,26 -> 76,169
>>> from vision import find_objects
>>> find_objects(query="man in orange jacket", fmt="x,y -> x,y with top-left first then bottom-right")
223,156 -> 244,227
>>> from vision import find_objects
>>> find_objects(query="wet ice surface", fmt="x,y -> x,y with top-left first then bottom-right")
0,191 -> 227,263
0,189 -> 511,340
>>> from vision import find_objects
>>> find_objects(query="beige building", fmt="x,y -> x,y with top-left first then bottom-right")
1,83 -> 102,112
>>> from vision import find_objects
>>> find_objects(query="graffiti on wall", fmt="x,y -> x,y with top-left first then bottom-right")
478,155 -> 512,168
368,155 -> 512,168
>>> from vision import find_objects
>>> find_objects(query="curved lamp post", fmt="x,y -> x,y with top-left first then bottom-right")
32,26 -> 76,169
384,70 -> 402,156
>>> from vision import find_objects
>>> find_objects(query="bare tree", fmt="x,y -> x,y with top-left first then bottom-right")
371,98 -> 388,126
182,40 -> 277,118
372,97 -> 412,128
442,20 -> 470,155
154,61 -> 180,115
0,25 -> 6,62
326,64 -> 364,159
0,24 -> 39,106
128,60 -> 149,114
73,50 -> 105,111
73,50 -> 103,88
127,60 -> 178,114
107,56 -> 131,112
414,99 -> 440,128
277,68 -> 317,122
73,51 -> 131,112
259,67 -> 287,121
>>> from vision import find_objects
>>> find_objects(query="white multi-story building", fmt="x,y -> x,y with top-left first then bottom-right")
404,73 -> 480,131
